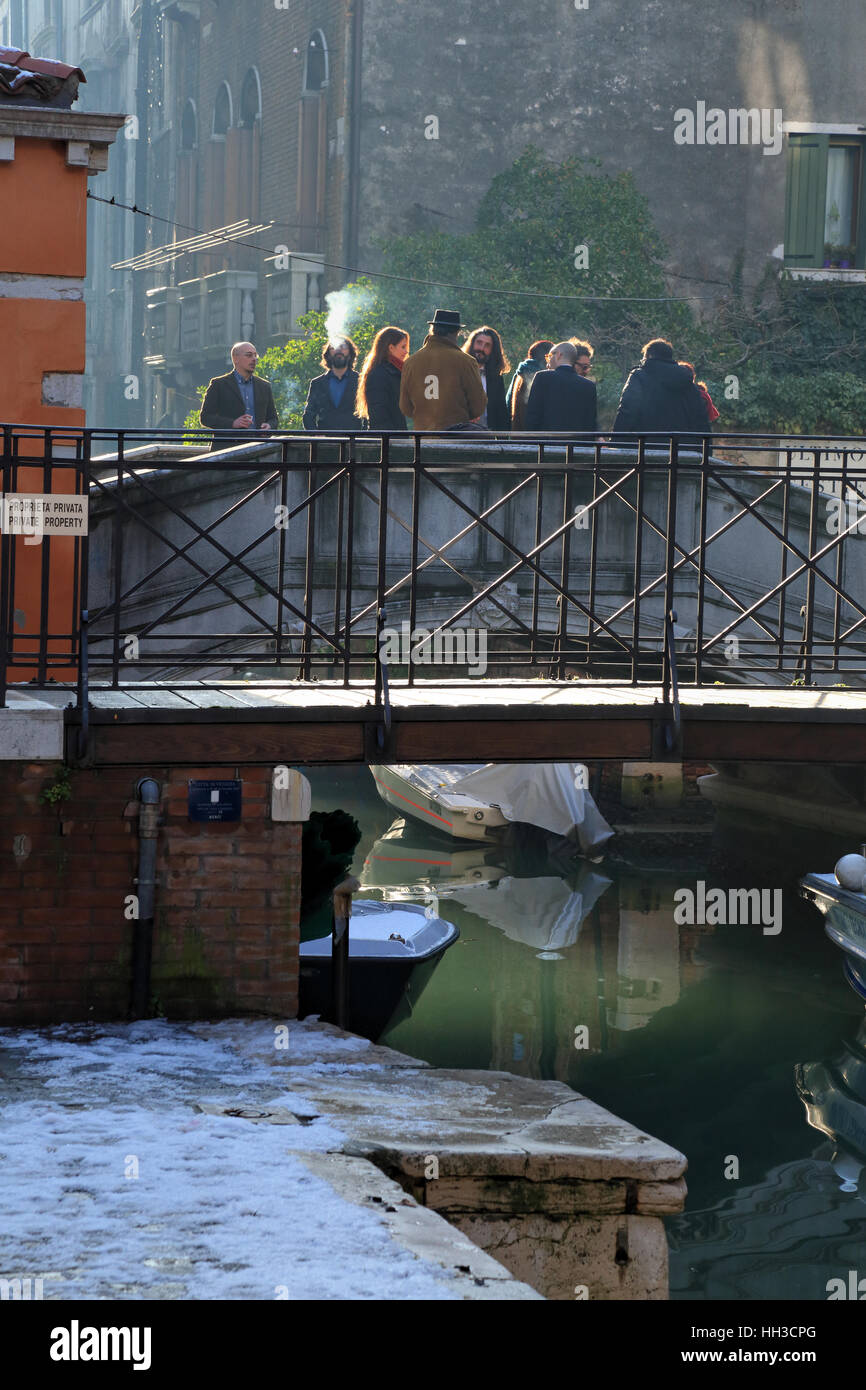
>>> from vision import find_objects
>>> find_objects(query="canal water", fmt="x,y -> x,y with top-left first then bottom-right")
305,764 -> 866,1301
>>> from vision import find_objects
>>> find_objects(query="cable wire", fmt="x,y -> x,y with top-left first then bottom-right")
88,189 -> 722,303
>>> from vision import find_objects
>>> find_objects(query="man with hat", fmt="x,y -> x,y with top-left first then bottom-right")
399,309 -> 488,431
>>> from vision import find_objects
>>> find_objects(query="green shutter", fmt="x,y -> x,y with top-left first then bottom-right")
784,133 -> 829,267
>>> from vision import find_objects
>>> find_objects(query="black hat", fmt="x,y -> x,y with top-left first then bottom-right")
428,308 -> 465,330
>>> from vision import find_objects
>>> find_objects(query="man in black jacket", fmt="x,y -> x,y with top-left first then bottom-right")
462,326 -> 511,431
524,341 -> 598,432
200,342 -> 280,451
613,338 -> 710,441
302,337 -> 364,431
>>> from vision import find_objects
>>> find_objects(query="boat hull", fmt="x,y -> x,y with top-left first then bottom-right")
370,764 -> 506,842
298,900 -> 460,1039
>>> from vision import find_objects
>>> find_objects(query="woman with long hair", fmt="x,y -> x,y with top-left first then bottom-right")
679,360 -> 720,426
356,326 -> 410,430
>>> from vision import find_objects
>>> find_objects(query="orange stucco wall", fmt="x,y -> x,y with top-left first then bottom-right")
0,138 -> 88,277
0,298 -> 85,427
1,139 -> 90,686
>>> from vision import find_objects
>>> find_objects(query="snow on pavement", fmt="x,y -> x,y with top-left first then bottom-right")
0,1020 -> 459,1300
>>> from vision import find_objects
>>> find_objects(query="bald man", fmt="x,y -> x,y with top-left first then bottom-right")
200,342 -> 280,451
524,341 -> 597,433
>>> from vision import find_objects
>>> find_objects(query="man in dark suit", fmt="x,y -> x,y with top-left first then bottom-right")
302,337 -> 364,431
524,341 -> 598,432
200,342 -> 279,451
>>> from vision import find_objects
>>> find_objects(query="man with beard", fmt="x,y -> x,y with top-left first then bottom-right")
462,326 -> 511,431
302,337 -> 364,431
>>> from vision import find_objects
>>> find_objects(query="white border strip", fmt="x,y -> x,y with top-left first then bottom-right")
0,275 -> 85,301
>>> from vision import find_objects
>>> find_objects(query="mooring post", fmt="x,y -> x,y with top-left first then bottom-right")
331,874 -> 361,1031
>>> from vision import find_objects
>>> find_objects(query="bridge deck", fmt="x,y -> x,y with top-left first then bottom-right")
9,681 -> 865,765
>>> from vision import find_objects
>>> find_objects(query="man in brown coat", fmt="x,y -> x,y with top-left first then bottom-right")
399,309 -> 487,431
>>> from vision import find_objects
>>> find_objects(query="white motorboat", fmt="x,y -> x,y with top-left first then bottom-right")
801,850 -> 866,1002
298,900 -> 460,1039
369,762 -> 614,854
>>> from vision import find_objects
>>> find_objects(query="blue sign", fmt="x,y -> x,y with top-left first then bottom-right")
188,779 -> 242,822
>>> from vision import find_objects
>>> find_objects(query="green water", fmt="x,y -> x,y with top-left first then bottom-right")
306,765 -> 866,1301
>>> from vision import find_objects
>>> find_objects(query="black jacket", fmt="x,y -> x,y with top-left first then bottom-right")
524,366 -> 598,432
613,360 -> 710,439
363,361 -> 407,431
479,367 -> 510,431
302,370 -> 363,431
200,371 -> 279,451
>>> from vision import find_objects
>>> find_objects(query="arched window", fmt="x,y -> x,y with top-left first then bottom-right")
213,82 -> 232,138
237,69 -> 263,240
181,99 -> 197,150
240,68 -> 262,129
303,31 -> 328,92
298,33 -> 328,250
176,99 -> 199,247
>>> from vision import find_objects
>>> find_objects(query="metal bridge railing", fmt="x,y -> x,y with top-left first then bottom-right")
3,424 -> 866,712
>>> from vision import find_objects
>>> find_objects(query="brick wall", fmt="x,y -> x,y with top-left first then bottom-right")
0,763 -> 301,1025
191,0 -> 349,290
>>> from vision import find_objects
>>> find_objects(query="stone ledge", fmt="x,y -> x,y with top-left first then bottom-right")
295,1151 -> 543,1300
404,1174 -> 688,1217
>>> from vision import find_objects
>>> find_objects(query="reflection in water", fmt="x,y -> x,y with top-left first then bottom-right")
797,1015 -> 866,1195
306,767 -> 866,1299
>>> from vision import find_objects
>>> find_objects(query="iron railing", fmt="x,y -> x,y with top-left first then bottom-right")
3,424 -> 866,712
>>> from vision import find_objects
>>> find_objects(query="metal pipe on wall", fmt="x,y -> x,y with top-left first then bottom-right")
130,776 -> 160,1019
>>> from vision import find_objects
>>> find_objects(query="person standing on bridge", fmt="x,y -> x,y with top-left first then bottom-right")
569,338 -> 595,380
200,342 -> 280,451
524,341 -> 598,432
612,339 -> 709,441
507,339 -> 553,430
399,309 -> 488,432
356,326 -> 410,431
679,361 -> 720,429
462,326 -> 511,431
302,337 -> 364,432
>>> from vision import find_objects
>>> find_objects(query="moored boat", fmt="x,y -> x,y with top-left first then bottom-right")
369,761 -> 613,854
801,851 -> 866,1001
298,899 -> 460,1040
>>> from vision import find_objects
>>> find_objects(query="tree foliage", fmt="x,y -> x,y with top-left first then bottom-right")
376,147 -> 692,376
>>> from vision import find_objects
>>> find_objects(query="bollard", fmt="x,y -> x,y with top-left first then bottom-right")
331,875 -> 360,1031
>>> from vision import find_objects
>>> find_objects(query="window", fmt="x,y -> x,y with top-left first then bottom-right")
181,99 -> 197,151
297,32 -> 328,251
303,31 -> 328,92
213,82 -> 232,139
240,68 -> 261,129
306,272 -> 323,313
785,131 -> 866,269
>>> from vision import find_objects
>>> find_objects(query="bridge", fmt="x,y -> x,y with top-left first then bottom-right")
2,424 -> 866,766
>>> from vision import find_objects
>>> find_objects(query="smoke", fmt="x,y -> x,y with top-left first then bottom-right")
277,376 -> 304,412
324,283 -> 376,345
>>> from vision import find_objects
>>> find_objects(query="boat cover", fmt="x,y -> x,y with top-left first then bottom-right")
451,762 -> 614,853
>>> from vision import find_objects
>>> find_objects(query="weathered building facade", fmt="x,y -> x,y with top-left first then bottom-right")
354,0 -> 866,286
